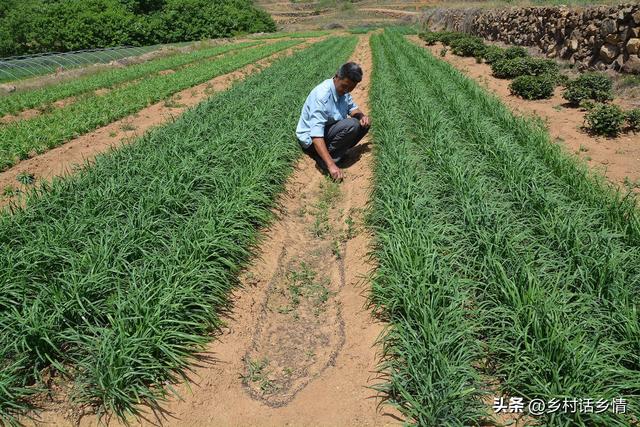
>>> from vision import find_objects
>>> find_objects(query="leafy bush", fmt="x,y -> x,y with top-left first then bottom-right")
419,31 -> 441,45
438,31 -> 469,45
579,99 -> 597,111
627,108 -> 640,132
482,45 -> 505,64
449,36 -> 486,57
0,0 -> 276,56
585,103 -> 626,136
509,74 -> 555,100
491,56 -> 559,79
563,72 -> 614,106
503,46 -> 528,59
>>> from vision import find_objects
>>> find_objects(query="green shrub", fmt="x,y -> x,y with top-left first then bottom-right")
579,99 -> 597,111
482,45 -> 505,64
585,103 -> 626,136
419,31 -> 441,45
627,108 -> 640,131
503,46 -> 528,59
0,0 -> 276,56
491,56 -> 559,79
450,36 -> 486,57
509,74 -> 555,100
563,72 -> 614,106
438,31 -> 468,46
554,73 -> 570,87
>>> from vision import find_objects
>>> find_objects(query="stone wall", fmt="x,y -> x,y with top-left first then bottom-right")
421,4 -> 640,74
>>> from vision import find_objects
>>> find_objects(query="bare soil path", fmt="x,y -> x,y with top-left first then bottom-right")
408,36 -> 640,194
0,39 -> 322,210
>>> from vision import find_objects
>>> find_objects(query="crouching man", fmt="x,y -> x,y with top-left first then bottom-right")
295,62 -> 371,180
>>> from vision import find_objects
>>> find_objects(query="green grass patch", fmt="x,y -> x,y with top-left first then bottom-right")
0,41 -> 262,117
0,40 -> 302,171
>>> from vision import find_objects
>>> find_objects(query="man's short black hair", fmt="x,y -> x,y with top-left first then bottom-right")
336,62 -> 362,83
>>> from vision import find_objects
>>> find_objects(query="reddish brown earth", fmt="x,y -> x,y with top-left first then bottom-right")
0,40 -> 320,210
408,36 -> 640,195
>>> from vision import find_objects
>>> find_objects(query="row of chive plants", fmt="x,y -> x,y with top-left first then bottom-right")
0,36 -> 357,424
368,29 -> 639,426
0,40 -> 262,117
0,39 -> 302,171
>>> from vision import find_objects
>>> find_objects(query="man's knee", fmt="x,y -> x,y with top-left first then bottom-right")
343,117 -> 362,136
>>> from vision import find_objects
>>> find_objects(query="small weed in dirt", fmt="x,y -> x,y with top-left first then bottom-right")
319,177 -> 341,205
2,185 -> 17,197
578,145 -> 589,153
332,240 -> 342,259
310,178 -> 341,238
287,263 -> 331,315
311,205 -> 330,238
440,48 -> 448,57
342,210 -> 358,241
277,305 -> 294,314
121,122 -> 136,131
164,98 -> 186,108
244,358 -> 276,393
553,105 -> 563,111
296,206 -> 306,217
16,172 -> 35,185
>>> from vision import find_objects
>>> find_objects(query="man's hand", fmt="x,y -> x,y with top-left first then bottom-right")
359,115 -> 371,128
312,136 -> 344,181
328,163 -> 344,181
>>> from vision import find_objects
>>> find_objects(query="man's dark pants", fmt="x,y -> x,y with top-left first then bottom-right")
303,117 -> 368,170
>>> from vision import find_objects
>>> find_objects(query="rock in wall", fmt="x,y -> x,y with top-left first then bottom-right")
421,4 -> 640,74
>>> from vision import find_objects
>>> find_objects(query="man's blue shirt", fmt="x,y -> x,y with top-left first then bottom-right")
296,78 -> 359,149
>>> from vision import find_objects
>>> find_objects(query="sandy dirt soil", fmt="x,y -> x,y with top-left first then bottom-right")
0,40 -> 322,210
408,36 -> 640,195
24,34 -> 402,427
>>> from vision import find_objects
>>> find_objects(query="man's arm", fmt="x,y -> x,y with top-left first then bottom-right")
312,136 -> 344,180
349,109 -> 371,128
